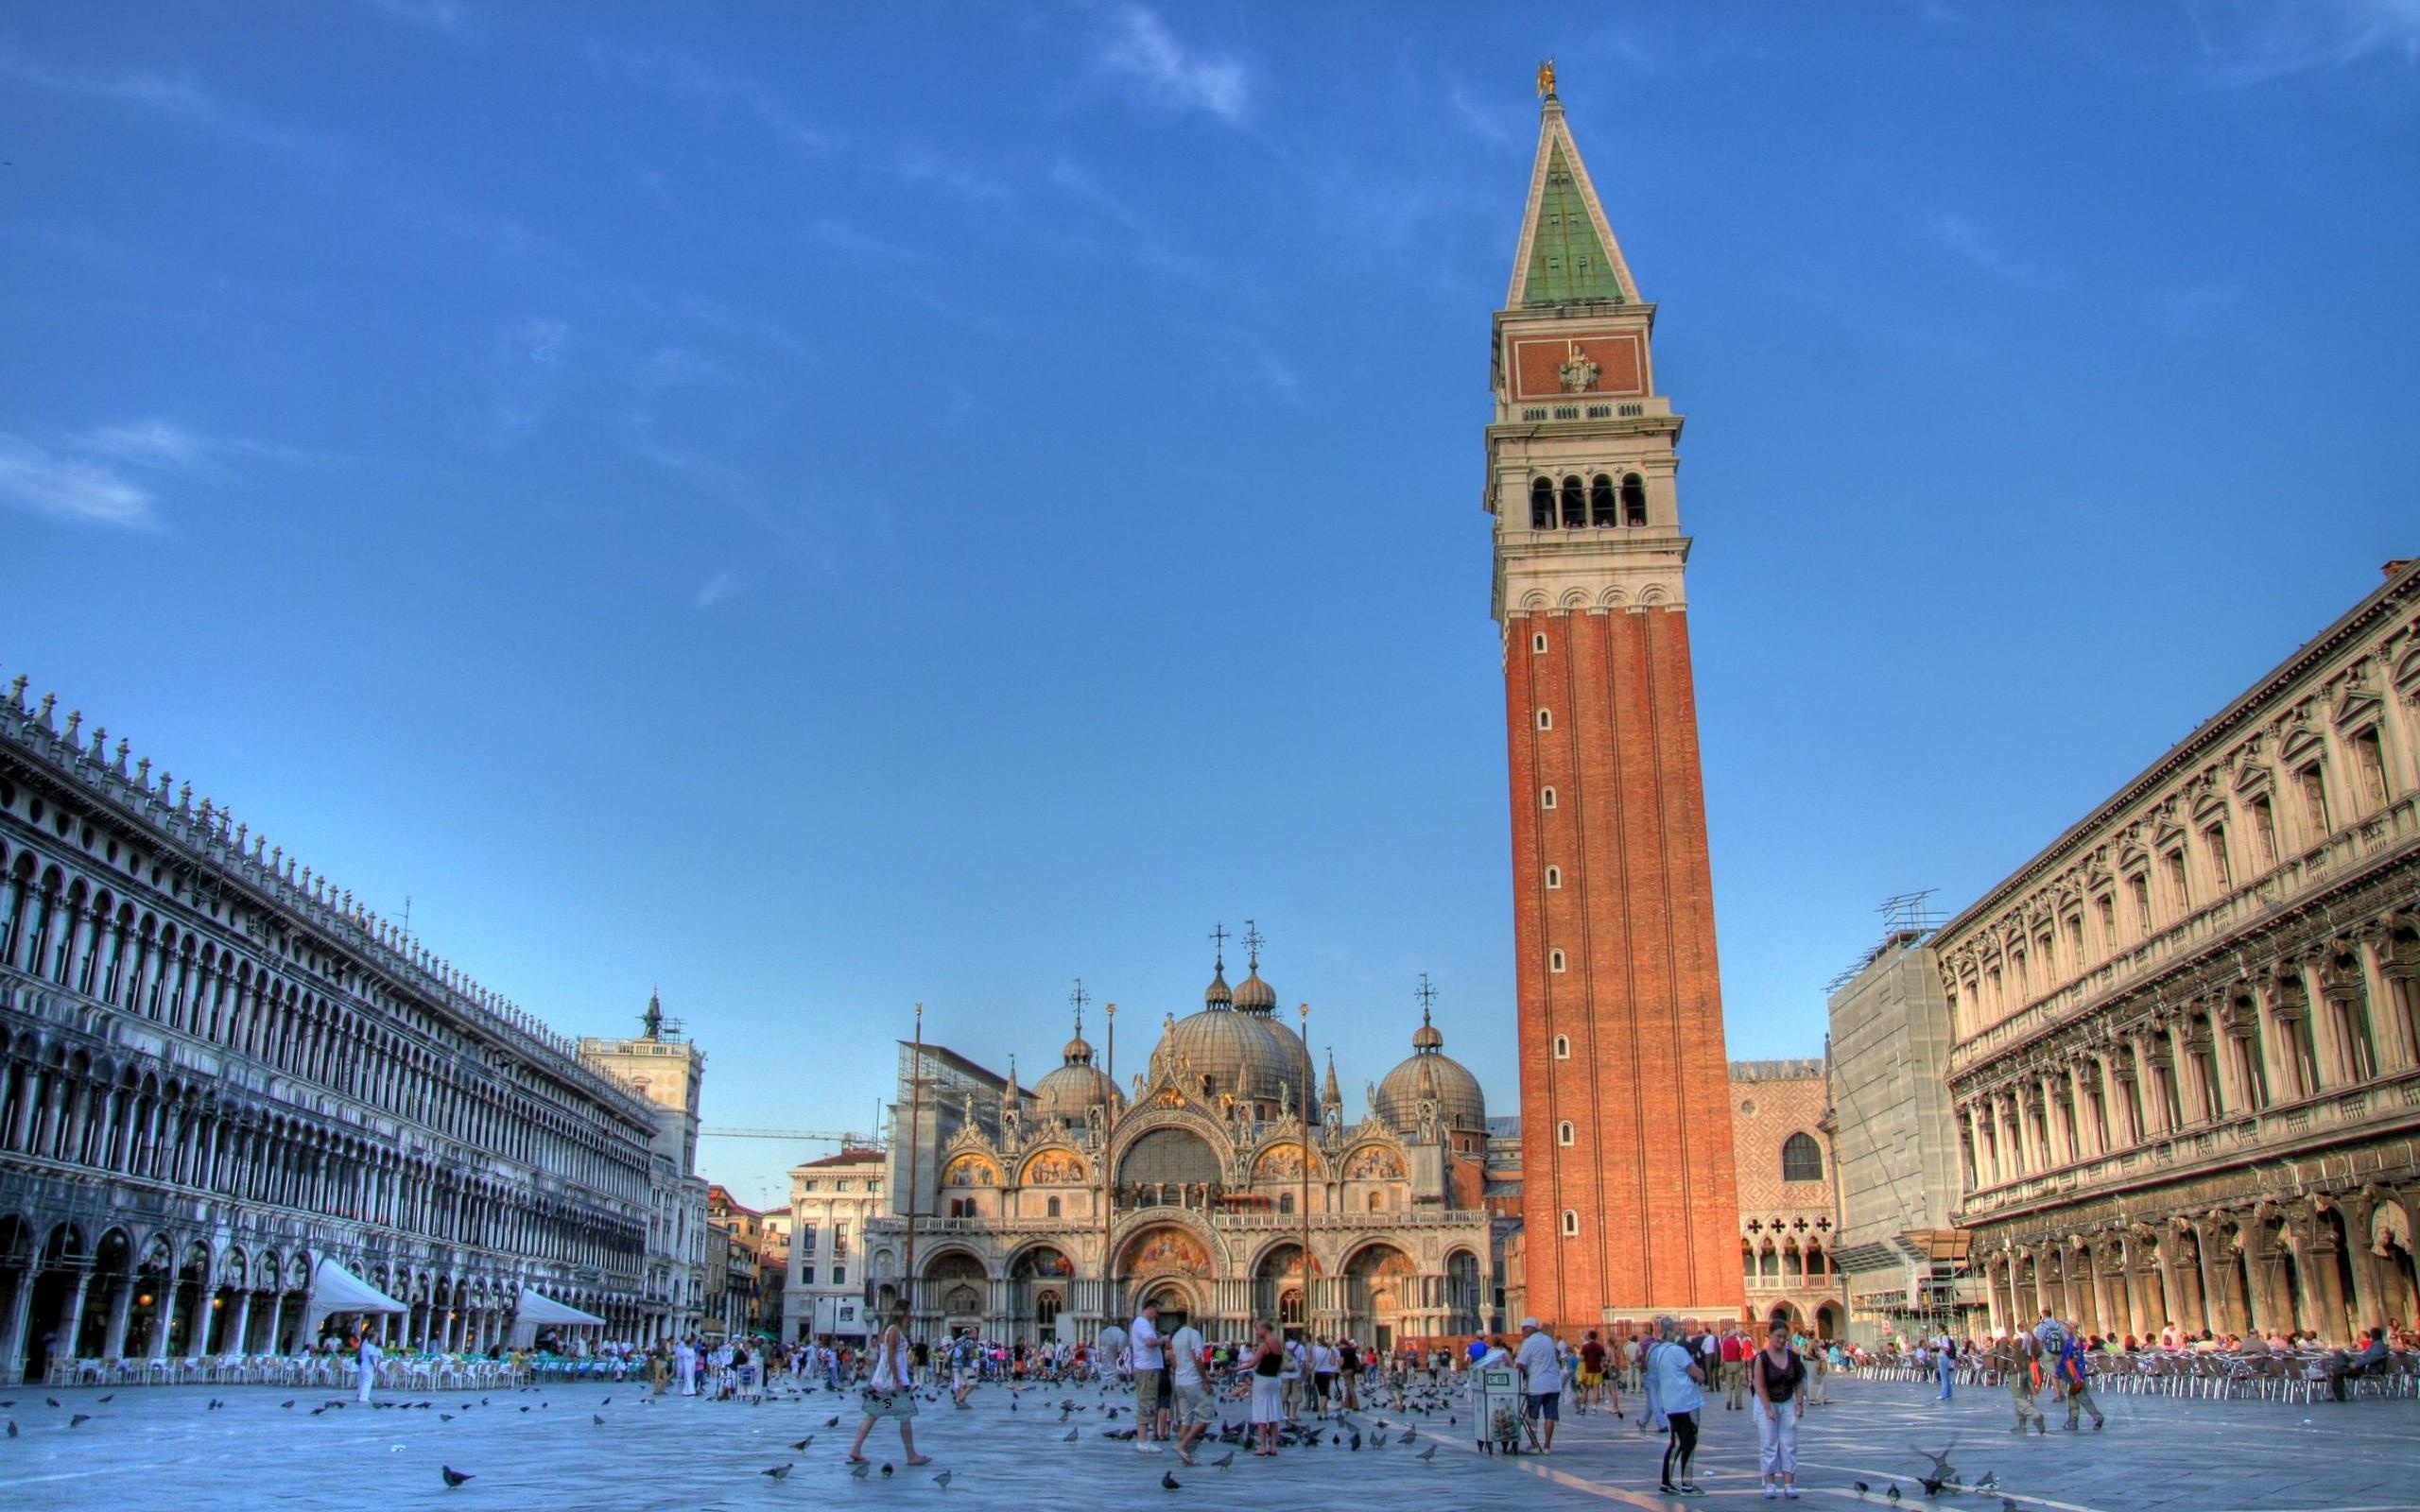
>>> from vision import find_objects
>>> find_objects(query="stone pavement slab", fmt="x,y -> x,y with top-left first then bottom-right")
0,1373 -> 2411,1512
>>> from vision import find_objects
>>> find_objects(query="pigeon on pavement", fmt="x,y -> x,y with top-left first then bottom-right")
850,1461 -> 872,1479
1417,1444 -> 1438,1463
789,1436 -> 814,1451
934,1470 -> 954,1489
1161,1471 -> 1181,1490
761,1463 -> 793,1480
441,1467 -> 474,1487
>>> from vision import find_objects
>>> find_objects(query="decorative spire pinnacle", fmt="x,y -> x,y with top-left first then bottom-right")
1242,919 -> 1263,971
1506,77 -> 1637,308
1412,972 -> 1444,1052
641,988 -> 664,1040
1322,1049 -> 1341,1109
1207,920 -> 1228,972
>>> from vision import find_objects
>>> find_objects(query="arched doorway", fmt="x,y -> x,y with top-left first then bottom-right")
1119,1224 -> 1212,1335
1814,1301 -> 1842,1339
1253,1243 -> 1306,1337
925,1251 -> 988,1336
1143,1282 -> 1193,1332
1011,1246 -> 1074,1344
1343,1243 -> 1414,1356
1444,1249 -> 1482,1334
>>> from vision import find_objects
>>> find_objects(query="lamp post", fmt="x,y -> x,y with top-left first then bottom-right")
901,1003 -> 924,1335
1299,1002 -> 1313,1340
1101,1001 -> 1116,1338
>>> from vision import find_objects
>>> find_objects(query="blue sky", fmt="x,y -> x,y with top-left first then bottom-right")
2,2 -> 2414,1209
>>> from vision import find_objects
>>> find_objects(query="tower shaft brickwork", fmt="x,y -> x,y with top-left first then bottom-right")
1488,86 -> 1741,1327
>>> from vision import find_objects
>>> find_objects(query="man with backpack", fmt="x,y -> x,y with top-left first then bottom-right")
1995,1330 -> 2047,1435
2054,1320 -> 2105,1431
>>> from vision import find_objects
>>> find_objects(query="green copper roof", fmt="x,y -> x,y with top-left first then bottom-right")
1523,142 -> 1623,305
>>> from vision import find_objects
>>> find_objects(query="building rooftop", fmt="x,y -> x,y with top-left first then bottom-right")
1729,1057 -> 1825,1082
792,1146 -> 887,1171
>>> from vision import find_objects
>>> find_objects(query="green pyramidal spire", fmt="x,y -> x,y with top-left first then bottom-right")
1509,91 -> 1637,308
1524,144 -> 1622,304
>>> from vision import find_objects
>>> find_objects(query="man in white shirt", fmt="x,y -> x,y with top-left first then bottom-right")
1129,1301 -> 1166,1450
1095,1319 -> 1128,1386
354,1332 -> 383,1404
1514,1318 -> 1564,1452
1167,1319 -> 1210,1464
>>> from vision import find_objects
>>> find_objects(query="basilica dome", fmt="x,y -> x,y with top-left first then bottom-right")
1033,1022 -> 1122,1122
1373,1009 -> 1487,1136
1150,957 -> 1312,1112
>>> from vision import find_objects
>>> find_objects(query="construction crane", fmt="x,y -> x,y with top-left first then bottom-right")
700,1126 -> 883,1149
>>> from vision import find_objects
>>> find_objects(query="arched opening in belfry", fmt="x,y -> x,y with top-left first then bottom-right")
1589,474 -> 1616,527
1559,475 -> 1585,530
1621,472 -> 1648,526
1530,477 -> 1555,530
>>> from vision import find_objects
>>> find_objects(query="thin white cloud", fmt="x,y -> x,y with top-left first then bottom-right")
486,318 -> 570,447
348,0 -> 493,42
694,569 -> 741,610
580,40 -> 838,158
0,436 -> 156,527
1446,80 -> 1515,146
1923,211 -> 2043,286
72,420 -> 324,471
0,44 -> 304,148
1098,5 -> 1249,122
2179,0 -> 2420,87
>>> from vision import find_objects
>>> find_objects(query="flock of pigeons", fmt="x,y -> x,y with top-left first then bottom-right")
1,1374 -> 2031,1507
1849,1437 -> 2021,1512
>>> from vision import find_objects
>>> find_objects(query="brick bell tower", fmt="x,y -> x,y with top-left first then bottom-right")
1489,71 -> 1741,1329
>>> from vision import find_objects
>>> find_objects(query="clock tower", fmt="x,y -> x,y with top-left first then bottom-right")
1488,78 -> 1742,1327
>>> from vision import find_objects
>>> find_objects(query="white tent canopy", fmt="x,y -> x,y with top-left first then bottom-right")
515,1289 -> 605,1328
311,1259 -> 407,1314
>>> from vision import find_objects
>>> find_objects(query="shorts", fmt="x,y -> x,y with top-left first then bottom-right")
1312,1371 -> 1336,1400
1133,1368 -> 1163,1418
1578,1368 -> 1603,1387
1250,1376 -> 1284,1425
1173,1382 -> 1214,1428
1525,1391 -> 1561,1422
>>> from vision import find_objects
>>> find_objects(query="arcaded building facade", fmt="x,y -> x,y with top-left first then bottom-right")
1489,78 -> 1740,1329
1944,560 -> 2420,1344
863,946 -> 1493,1351
1728,1060 -> 1842,1338
0,679 -> 683,1383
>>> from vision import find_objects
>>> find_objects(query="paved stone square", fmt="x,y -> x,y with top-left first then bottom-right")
0,1373 -> 2413,1511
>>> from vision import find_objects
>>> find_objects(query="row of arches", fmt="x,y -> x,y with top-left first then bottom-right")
0,1215 -> 658,1384
0,1025 -> 645,1276
1979,1194 -> 2420,1346
885,1230 -> 1486,1350
0,834 -> 652,1207
1528,472 -> 1648,531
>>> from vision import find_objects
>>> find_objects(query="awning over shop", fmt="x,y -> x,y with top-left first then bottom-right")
312,1259 -> 407,1314
515,1289 -> 606,1328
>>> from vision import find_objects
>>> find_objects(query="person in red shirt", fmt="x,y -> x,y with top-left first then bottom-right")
1578,1331 -> 1620,1415
1720,1325 -> 1751,1411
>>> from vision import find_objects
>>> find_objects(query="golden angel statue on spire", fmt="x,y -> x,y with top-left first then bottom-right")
1536,58 -> 1556,98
